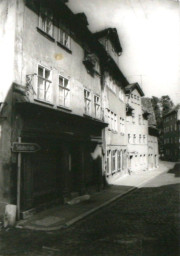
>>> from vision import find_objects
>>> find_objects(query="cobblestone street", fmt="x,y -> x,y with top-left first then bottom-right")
0,165 -> 179,256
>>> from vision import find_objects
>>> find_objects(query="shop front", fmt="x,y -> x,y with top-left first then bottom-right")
15,102 -> 107,218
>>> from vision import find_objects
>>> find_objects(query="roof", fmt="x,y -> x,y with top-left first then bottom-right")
94,28 -> 122,54
75,13 -> 89,26
163,104 -> 180,118
125,83 -> 144,97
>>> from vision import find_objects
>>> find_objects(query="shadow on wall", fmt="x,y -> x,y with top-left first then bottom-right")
168,163 -> 180,178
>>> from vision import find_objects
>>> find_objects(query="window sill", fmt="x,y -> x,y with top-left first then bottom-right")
34,99 -> 54,107
36,27 -> 55,42
57,42 -> 72,54
57,105 -> 72,112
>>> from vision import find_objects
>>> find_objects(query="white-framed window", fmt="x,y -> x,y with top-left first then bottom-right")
37,65 -> 52,102
58,75 -> 70,107
84,89 -> 91,115
111,150 -> 117,173
39,5 -> 53,37
58,28 -> 71,49
106,109 -> 117,132
94,95 -> 101,119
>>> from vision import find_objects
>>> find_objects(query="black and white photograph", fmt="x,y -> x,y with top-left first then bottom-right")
0,0 -> 180,255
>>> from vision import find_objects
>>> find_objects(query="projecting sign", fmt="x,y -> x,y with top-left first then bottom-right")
12,142 -> 41,153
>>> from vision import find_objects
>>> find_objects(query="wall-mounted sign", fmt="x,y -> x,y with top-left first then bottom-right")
12,142 -> 41,153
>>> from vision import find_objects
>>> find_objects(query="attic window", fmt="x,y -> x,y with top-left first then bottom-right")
39,5 -> 53,37
58,28 -> 71,50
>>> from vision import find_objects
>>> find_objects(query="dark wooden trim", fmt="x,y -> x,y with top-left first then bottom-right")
57,41 -> 72,54
36,27 -> 55,42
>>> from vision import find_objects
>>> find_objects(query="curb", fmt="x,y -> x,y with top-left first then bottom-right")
16,167 -> 169,232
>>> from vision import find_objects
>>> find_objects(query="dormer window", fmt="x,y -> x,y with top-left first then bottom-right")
39,5 -> 53,37
58,28 -> 71,50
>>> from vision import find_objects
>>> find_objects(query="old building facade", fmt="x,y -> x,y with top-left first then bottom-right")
125,84 -> 149,172
0,0 -> 159,219
162,105 -> 180,161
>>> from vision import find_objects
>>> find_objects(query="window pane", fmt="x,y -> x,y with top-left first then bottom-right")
45,69 -> 50,80
59,86 -> 64,105
64,78 -> 68,88
59,76 -> 63,87
45,81 -> 51,102
59,29 -> 64,44
38,66 -> 43,77
37,77 -> 44,100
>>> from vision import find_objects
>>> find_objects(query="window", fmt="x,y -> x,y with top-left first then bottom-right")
58,28 -> 71,49
139,134 -> 142,143
106,109 -> 117,132
39,5 -> 53,37
143,135 -> 146,144
133,134 -> 136,144
120,117 -> 125,134
114,114 -> 117,132
58,75 -> 70,108
107,109 -> 111,129
117,151 -> 121,172
37,65 -> 52,102
139,115 -> 142,125
111,150 -> 117,173
84,89 -> 91,115
94,95 -> 101,119
128,134 -> 131,143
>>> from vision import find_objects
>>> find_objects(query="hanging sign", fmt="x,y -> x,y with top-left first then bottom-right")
12,142 -> 41,153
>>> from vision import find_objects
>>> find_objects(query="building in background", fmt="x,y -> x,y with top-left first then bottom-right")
162,104 -> 180,161
142,97 -> 159,169
125,83 -> 149,173
95,29 -> 128,179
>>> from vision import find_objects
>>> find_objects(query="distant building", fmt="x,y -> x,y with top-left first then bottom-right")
162,104 -> 180,161
125,83 -> 149,172
95,28 -> 128,179
142,97 -> 159,169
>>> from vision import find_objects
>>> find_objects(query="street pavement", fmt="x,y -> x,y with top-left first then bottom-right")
0,162 -> 179,255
